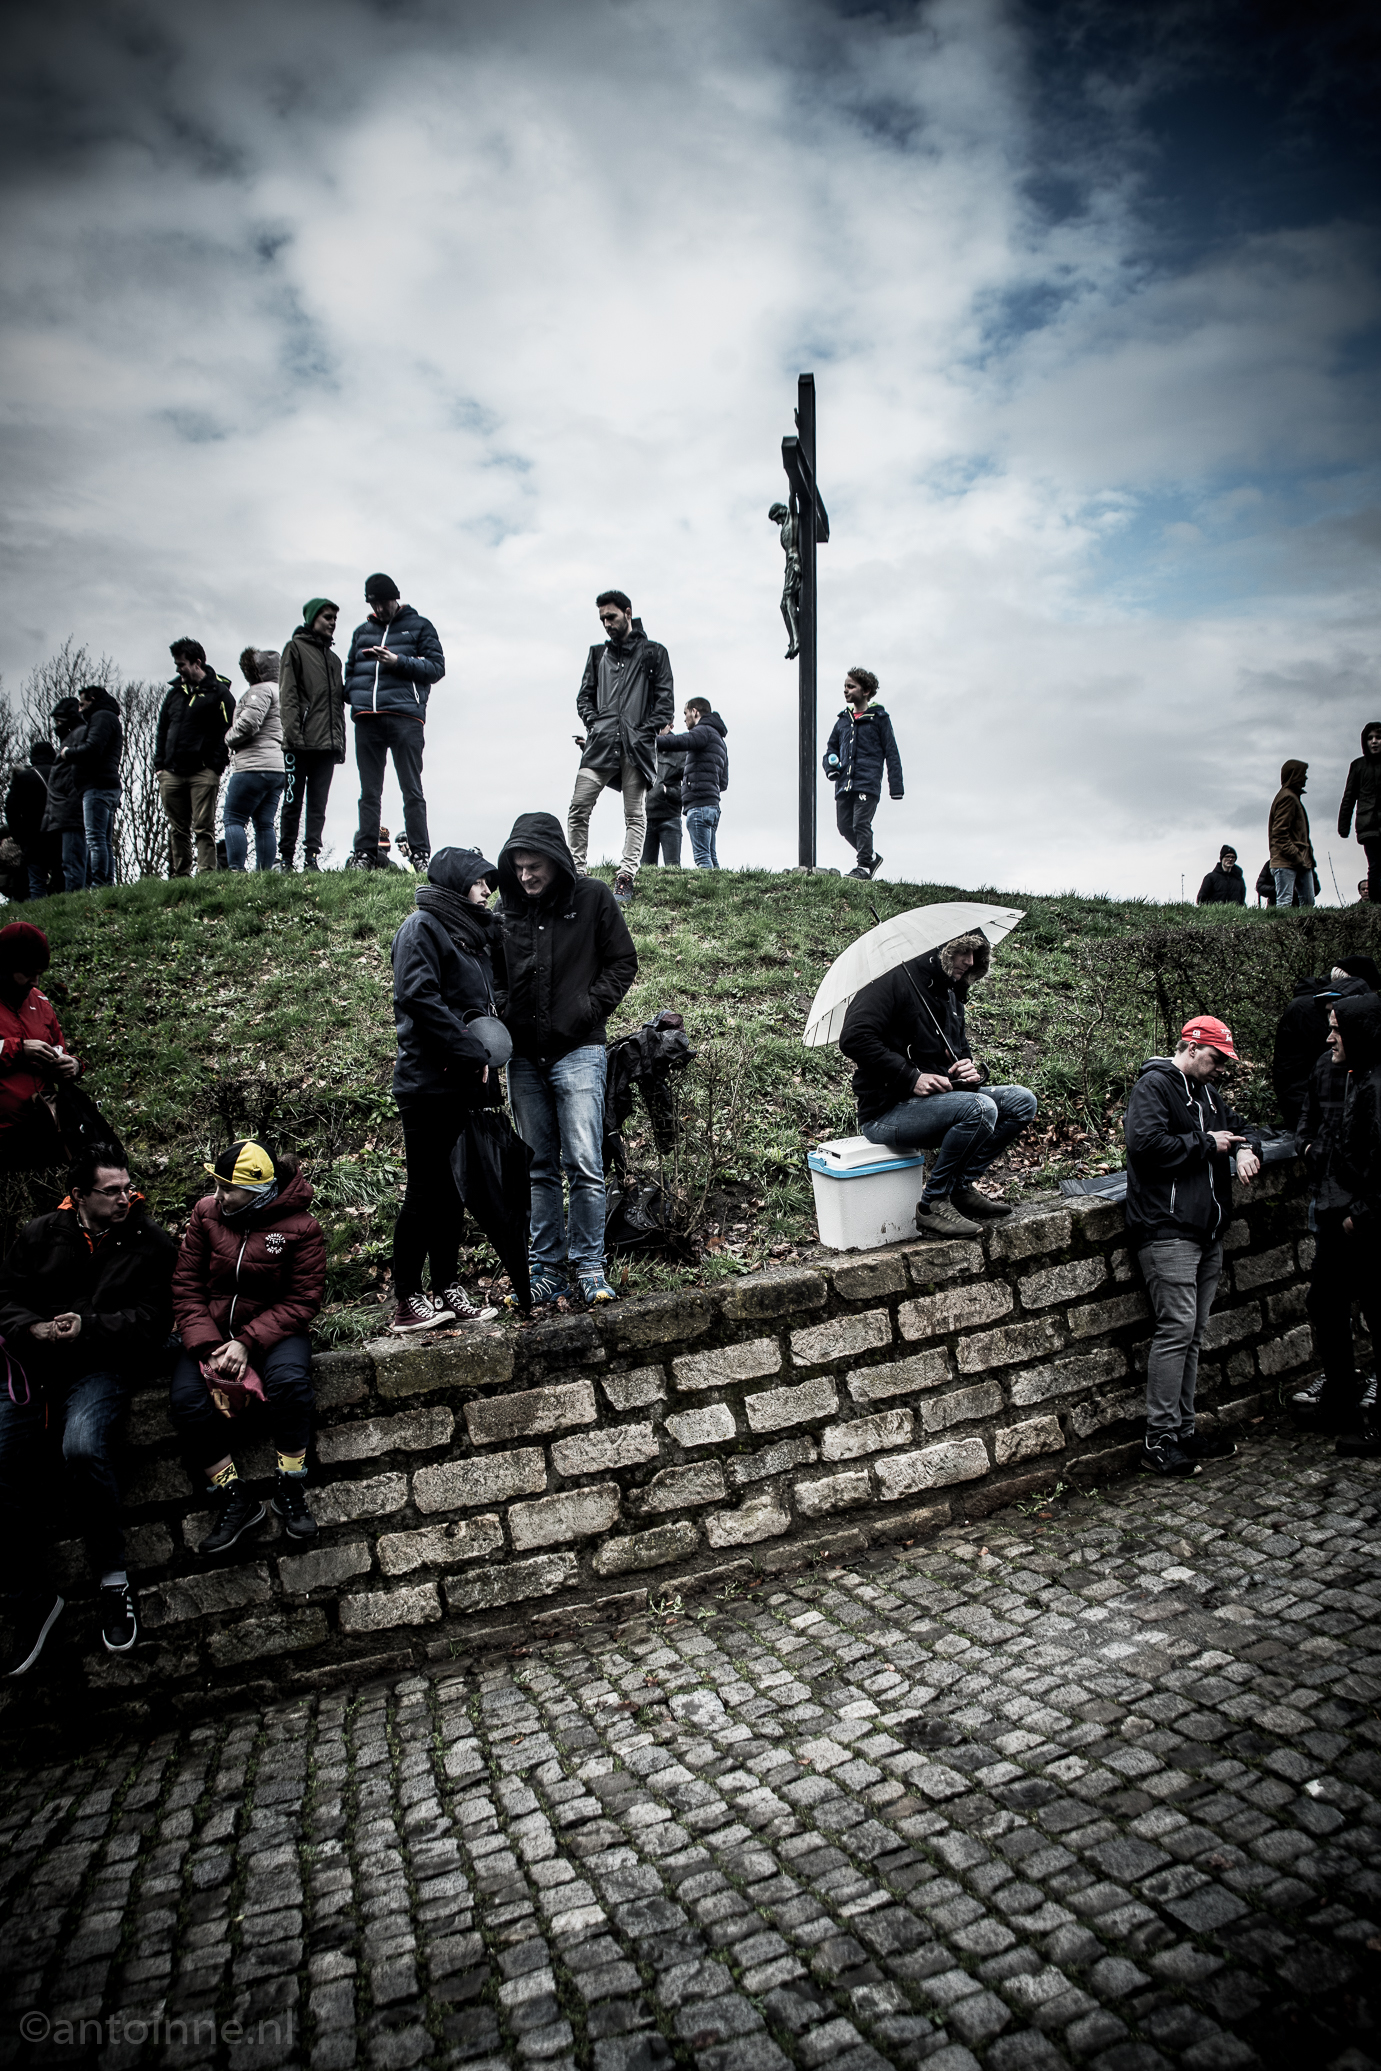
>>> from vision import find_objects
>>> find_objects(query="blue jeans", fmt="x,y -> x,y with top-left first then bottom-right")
686,805 -> 720,868
82,788 -> 120,887
0,1368 -> 130,1592
61,830 -> 88,893
1273,865 -> 1315,908
862,1083 -> 1038,1199
508,1046 -> 608,1281
224,771 -> 286,872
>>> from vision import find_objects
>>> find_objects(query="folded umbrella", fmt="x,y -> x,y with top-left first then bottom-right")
802,900 -> 1026,1048
451,1109 -> 535,1311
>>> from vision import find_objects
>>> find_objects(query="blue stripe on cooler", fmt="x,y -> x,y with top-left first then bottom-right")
808,1151 -> 926,1179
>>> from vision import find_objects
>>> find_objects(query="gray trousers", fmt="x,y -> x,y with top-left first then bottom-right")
1139,1237 -> 1223,1438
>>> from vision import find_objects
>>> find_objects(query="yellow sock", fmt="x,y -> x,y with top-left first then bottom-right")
209,1461 -> 238,1489
277,1450 -> 307,1477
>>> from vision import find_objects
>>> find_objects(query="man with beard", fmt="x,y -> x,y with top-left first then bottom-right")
568,592 -> 675,904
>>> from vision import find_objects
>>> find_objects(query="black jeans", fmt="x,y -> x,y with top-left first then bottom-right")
169,1336 -> 314,1469
1306,1217 -> 1381,1412
280,750 -> 338,861
354,715 -> 429,857
836,790 -> 879,864
1364,841 -> 1381,906
641,815 -> 683,865
394,1094 -> 469,1298
0,1369 -> 130,1591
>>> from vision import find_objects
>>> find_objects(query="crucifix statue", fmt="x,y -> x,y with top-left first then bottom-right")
768,500 -> 801,660
778,373 -> 829,868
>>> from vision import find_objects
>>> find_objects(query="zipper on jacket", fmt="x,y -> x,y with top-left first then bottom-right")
227,1234 -> 249,1334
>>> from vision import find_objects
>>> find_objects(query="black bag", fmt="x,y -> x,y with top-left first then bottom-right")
53,1080 -> 123,1161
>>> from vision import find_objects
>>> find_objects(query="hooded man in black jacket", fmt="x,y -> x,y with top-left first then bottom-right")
60,685 -> 123,888
840,931 -> 1037,1239
0,1143 -> 176,1676
1272,960 -> 1378,1131
1195,847 -> 1246,906
569,592 -> 675,904
156,640 -> 236,876
494,811 -> 637,1305
1338,720 -> 1381,906
1124,1016 -> 1262,1477
6,741 -> 59,901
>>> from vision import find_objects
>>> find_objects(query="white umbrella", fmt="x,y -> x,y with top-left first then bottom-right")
802,900 -> 1026,1049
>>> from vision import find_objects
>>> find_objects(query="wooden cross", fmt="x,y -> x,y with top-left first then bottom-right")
782,373 -> 830,868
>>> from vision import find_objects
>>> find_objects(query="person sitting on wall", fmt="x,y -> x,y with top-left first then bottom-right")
0,1141 -> 176,1677
839,930 -> 1038,1240
168,1141 -> 326,1556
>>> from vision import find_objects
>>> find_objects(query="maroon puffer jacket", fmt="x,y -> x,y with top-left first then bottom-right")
172,1167 -> 326,1357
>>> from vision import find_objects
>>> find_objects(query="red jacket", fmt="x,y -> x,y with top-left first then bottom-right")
0,986 -> 73,1129
172,1167 -> 326,1357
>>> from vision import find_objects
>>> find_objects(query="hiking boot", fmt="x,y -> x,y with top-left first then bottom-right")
390,1291 -> 448,1334
272,1471 -> 318,1542
1140,1433 -> 1200,1478
915,1197 -> 982,1240
613,872 -> 636,905
438,1283 -> 500,1327
201,1484 -> 268,1555
952,1184 -> 1013,1221
3,1592 -> 63,1677
578,1273 -> 618,1305
1178,1428 -> 1238,1462
100,1580 -> 139,1654
507,1271 -> 570,1309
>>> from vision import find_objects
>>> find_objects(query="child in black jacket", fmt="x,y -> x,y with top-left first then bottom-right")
823,668 -> 903,879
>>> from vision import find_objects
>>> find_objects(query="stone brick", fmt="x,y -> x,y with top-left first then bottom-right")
1069,1390 -> 1142,1439
317,1407 -> 454,1464
875,1500 -> 950,1542
1267,1285 -> 1309,1327
875,1437 -> 990,1498
443,1553 -> 578,1613
277,1542 -> 373,1593
985,1210 -> 1073,1261
311,1349 -> 373,1408
1066,1293 -> 1149,1340
705,1491 -> 790,1547
1258,1325 -> 1314,1376
922,1381 -> 1003,1431
794,1470 -> 871,1517
601,1366 -> 667,1411
666,1404 -> 737,1447
142,1566 -> 272,1628
1223,1218 -> 1251,1251
602,1289 -> 717,1349
593,1522 -> 700,1576
125,1390 -> 176,1447
673,1338 -> 782,1390
125,1458 -> 193,1507
827,1252 -> 908,1300
721,1268 -> 827,1321
744,1375 -> 839,1433
903,1239 -> 985,1284
313,1473 -> 409,1526
1020,1257 -> 1107,1310
509,1484 -> 621,1549
338,1583 -> 442,1633
790,1310 -> 892,1367
207,1608 -> 328,1665
1068,1200 -> 1126,1241
900,1279 -> 1012,1342
377,1515 -> 505,1576
1233,1244 -> 1295,1291
413,1449 -> 546,1514
726,1436 -> 817,1487
1202,1304 -> 1262,1351
846,1349 -> 950,1403
369,1330 -> 514,1400
821,1409 -> 913,1459
464,1381 -> 597,1447
994,1416 -> 1065,1465
958,1318 -> 1063,1372
123,1523 -> 173,1570
642,1462 -> 727,1510
1010,1347 -> 1126,1406
550,1424 -> 659,1476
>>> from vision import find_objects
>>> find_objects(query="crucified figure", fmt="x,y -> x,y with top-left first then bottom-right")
769,500 -> 801,659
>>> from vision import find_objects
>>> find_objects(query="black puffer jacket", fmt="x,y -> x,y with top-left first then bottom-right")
839,941 -> 991,1124
1273,974 -> 1373,1132
577,620 -> 675,790
1124,1059 -> 1262,1250
392,849 -> 502,1103
658,713 -> 728,808
155,675 -> 236,776
61,688 -> 123,793
344,606 -> 445,721
823,704 -> 904,797
494,813 -> 637,1064
1338,722 -> 1381,845
0,1196 -> 176,1390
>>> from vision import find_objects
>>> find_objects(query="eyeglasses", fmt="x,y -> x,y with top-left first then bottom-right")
90,1182 -> 134,1198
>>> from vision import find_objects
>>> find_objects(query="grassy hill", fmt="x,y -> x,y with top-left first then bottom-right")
14,866 -> 1379,1342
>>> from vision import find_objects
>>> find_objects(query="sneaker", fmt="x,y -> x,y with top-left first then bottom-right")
201,1484 -> 268,1555
578,1272 -> 618,1305
613,872 -> 636,905
390,1291 -> 450,1334
3,1592 -> 64,1677
1140,1434 -> 1200,1478
1178,1428 -> 1238,1462
1291,1374 -> 1326,1414
914,1197 -> 982,1239
437,1284 -> 500,1327
100,1581 -> 139,1653
507,1270 -> 570,1309
303,853 -> 322,873
274,857 -> 296,875
272,1472 -> 318,1542
846,866 -> 871,880
952,1184 -> 1014,1221
867,853 -> 884,878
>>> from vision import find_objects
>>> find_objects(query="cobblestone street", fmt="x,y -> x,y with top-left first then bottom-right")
1,1425 -> 1378,2071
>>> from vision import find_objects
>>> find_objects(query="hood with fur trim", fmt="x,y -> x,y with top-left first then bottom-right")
938,933 -> 991,983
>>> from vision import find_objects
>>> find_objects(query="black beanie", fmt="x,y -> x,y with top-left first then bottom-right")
364,572 -> 401,603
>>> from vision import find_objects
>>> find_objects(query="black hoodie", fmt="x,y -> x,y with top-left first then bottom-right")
494,813 -> 638,1063
391,848 -> 502,1103
1334,992 -> 1381,1224
1124,1057 -> 1262,1250
1339,720 -> 1381,845
61,688 -> 123,794
840,939 -> 993,1125
1273,973 -> 1375,1132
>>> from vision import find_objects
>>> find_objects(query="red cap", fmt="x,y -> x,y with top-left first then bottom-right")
0,921 -> 49,975
1181,1015 -> 1239,1061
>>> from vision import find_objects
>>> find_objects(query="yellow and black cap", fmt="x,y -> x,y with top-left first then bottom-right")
203,1140 -> 276,1186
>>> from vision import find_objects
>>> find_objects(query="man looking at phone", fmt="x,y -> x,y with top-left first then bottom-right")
344,573 -> 445,871
1125,1017 -> 1262,1477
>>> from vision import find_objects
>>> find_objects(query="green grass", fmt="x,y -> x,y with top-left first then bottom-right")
17,865 -> 1379,1338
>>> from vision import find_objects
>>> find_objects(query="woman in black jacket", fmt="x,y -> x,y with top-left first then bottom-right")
1338,721 -> 1381,906
388,848 -> 503,1333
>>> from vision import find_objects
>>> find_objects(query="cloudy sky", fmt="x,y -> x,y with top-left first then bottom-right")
2,0 -> 1378,899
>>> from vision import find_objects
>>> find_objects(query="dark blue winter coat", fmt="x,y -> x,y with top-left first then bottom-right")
823,704 -> 903,798
344,605 -> 445,722
658,713 -> 728,808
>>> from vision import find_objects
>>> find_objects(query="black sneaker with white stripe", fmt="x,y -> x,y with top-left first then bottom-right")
100,1581 -> 139,1653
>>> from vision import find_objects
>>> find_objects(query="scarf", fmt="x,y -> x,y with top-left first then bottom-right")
415,884 -> 496,961
220,1177 -> 279,1222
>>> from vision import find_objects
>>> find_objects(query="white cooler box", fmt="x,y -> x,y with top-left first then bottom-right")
808,1136 -> 926,1251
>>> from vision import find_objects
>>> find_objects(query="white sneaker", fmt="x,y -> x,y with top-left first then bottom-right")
438,1283 -> 500,1326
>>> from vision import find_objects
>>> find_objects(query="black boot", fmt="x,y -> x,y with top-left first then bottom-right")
271,1470 -> 318,1542
201,1482 -> 267,1556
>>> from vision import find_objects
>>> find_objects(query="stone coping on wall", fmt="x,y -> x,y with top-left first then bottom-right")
1,1169 -> 1316,1737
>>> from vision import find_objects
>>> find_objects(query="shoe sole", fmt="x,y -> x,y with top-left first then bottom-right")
271,1501 -> 318,1539
6,1595 -> 64,1677
1139,1456 -> 1200,1477
203,1502 -> 268,1553
102,1621 -> 139,1655
389,1317 -> 441,1334
453,1311 -> 500,1327
915,1217 -> 983,1239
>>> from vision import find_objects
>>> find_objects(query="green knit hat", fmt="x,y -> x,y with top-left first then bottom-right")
302,597 -> 338,628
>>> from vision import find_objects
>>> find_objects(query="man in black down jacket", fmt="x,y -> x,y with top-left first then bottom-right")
41,699 -> 87,893
494,811 -> 637,1305
840,932 -> 1037,1240
1124,1016 -> 1262,1478
0,1142 -> 176,1675
656,701 -> 728,869
156,639 -> 236,877
344,573 -> 445,870
569,592 -> 675,903
1195,847 -> 1246,905
824,668 -> 904,880
1272,960 -> 1378,1131
60,685 -> 123,888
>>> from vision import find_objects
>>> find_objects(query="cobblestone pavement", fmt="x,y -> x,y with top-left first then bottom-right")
2,1425 -> 1379,2071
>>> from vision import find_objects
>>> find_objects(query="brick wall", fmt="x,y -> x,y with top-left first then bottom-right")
13,1166 -> 1316,1733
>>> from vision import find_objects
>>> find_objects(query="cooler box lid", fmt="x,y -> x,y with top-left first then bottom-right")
808,1137 -> 925,1178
